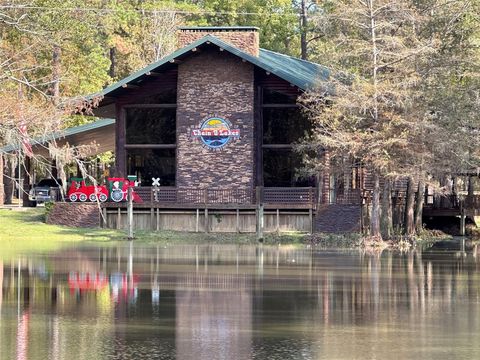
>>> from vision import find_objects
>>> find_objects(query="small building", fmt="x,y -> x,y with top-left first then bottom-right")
88,27 -> 350,233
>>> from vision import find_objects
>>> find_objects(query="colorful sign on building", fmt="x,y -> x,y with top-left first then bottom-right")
191,117 -> 240,149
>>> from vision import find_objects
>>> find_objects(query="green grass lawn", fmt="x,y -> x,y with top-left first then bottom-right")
0,209 -> 123,259
0,209 -> 307,259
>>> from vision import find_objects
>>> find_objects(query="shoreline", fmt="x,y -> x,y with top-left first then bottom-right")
0,209 -> 475,259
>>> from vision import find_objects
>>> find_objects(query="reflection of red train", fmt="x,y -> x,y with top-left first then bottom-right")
68,272 -> 109,291
67,179 -> 109,202
110,272 -> 139,302
67,272 -> 139,303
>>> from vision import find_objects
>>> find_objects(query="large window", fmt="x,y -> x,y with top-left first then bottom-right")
124,102 -> 177,185
263,107 -> 312,144
261,88 -> 313,187
127,149 -> 175,186
126,108 -> 176,144
263,89 -> 297,104
263,149 -> 314,187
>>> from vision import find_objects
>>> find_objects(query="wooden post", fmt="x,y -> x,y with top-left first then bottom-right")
102,207 -> 107,228
115,105 -> 126,177
256,186 -> 264,242
309,208 -> 314,234
150,208 -> 154,230
276,209 -> 280,234
310,187 -> 314,234
360,199 -> 364,234
117,208 -> 121,229
255,85 -> 264,187
127,187 -> 134,240
236,208 -> 240,233
196,209 -> 199,233
205,208 -> 209,233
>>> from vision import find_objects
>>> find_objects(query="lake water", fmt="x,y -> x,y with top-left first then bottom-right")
1,241 -> 480,359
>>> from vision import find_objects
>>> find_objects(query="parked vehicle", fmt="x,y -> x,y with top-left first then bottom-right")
28,178 -> 62,203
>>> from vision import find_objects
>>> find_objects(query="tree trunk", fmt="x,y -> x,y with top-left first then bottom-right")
415,180 -> 425,233
468,176 -> 474,197
0,154 -> 4,206
51,44 -> 61,105
3,156 -> 15,204
300,0 -> 308,60
370,171 -> 381,238
381,177 -> 393,239
109,47 -> 116,79
404,176 -> 416,236
22,157 -> 34,207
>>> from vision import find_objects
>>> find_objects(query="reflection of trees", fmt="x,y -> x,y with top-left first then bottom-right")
1,246 -> 480,359
176,273 -> 252,360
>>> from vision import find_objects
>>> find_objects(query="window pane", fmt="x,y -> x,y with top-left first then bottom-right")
128,88 -> 177,104
127,149 -> 176,186
263,107 -> 312,144
263,149 -> 314,187
263,89 -> 297,104
126,108 -> 176,144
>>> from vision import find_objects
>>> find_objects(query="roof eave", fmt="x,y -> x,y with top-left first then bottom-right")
81,34 -> 331,106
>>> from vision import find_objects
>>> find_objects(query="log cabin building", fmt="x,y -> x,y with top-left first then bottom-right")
88,26 -> 352,233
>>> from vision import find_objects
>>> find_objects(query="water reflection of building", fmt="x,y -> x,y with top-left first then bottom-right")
2,245 -> 480,359
176,273 -> 252,360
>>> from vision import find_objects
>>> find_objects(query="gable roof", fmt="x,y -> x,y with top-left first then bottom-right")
86,35 -> 330,102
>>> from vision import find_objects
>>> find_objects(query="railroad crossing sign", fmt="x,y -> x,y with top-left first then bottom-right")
152,177 -> 161,186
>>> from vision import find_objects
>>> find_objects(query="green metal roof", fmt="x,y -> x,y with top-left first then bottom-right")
179,26 -> 259,31
86,35 -> 330,102
0,118 -> 115,153
258,48 -> 330,90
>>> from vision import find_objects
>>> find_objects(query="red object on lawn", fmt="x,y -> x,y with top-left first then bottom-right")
107,178 -> 143,203
67,178 -> 109,202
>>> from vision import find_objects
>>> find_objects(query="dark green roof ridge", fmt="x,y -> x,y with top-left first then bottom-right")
179,26 -> 259,31
83,34 -> 330,102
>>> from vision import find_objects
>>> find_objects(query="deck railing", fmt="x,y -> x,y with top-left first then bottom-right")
263,187 -> 315,205
133,186 -> 318,206
334,189 -> 363,205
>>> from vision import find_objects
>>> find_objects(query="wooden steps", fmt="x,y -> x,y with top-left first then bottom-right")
315,204 -> 361,233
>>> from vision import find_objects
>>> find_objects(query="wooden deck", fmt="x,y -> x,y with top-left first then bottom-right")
123,186 -> 320,209
423,195 -> 480,217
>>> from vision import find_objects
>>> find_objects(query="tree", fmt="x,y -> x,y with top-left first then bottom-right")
300,0 -> 480,239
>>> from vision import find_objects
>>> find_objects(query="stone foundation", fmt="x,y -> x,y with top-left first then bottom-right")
47,202 -> 100,228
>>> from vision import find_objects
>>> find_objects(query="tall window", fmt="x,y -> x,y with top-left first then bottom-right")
124,102 -> 176,186
262,89 -> 313,187
127,149 -> 175,186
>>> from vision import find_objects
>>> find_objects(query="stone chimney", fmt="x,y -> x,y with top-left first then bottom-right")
177,26 -> 260,57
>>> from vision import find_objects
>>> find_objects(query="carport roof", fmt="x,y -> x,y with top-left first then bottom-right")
0,118 -> 115,156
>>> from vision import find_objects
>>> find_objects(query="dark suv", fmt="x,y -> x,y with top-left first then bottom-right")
28,179 -> 63,203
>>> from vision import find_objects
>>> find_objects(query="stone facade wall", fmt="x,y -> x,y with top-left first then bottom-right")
47,202 -> 100,228
177,29 -> 259,57
176,49 -> 255,193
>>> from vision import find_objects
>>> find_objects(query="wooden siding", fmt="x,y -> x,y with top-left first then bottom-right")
105,209 -> 311,233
